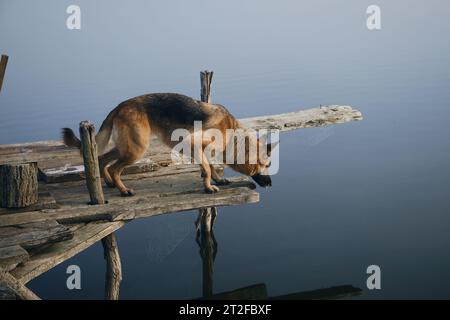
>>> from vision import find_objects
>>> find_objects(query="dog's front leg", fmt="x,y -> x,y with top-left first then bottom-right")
210,165 -> 230,186
195,149 -> 219,194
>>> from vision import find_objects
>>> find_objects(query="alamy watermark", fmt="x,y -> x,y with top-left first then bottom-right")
66,264 -> 81,290
66,5 -> 81,30
366,265 -> 381,290
367,5 -> 381,30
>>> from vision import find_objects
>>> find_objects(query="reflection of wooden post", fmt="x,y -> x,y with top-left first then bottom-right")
0,162 -> 38,208
101,233 -> 122,300
197,71 -> 218,297
196,208 -> 218,298
79,121 -> 105,205
0,54 -> 8,93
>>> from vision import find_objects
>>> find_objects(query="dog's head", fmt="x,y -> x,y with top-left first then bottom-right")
228,137 -> 278,188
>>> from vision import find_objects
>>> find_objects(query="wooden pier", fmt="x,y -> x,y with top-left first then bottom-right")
0,70 -> 362,300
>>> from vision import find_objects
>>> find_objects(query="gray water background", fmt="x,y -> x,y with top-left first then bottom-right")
1,0 -> 450,299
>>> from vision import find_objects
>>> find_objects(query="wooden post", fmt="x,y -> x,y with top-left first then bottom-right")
200,70 -> 213,103
0,162 -> 38,208
0,55 -> 8,93
198,70 -> 217,233
79,122 -> 119,299
101,233 -> 122,300
79,121 -> 105,205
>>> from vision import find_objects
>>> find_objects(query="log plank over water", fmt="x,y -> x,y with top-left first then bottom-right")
0,172 -> 258,228
0,105 -> 362,183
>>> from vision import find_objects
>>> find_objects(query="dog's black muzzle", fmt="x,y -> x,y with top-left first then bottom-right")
251,173 -> 272,187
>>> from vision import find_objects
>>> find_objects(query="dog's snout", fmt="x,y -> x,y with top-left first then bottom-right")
251,173 -> 272,188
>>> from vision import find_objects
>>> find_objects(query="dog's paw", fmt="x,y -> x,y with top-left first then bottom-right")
120,189 -> 136,197
204,185 -> 219,194
215,178 -> 230,186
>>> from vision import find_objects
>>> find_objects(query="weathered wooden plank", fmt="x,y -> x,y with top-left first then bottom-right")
0,144 -> 79,165
0,245 -> 29,271
40,158 -> 159,183
40,165 -> 207,207
0,192 -> 57,215
240,105 -> 362,132
0,137 -> 168,167
11,221 -> 125,284
0,221 -> 73,249
0,174 -> 257,227
111,185 -> 259,221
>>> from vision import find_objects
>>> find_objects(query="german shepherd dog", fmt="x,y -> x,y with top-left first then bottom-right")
62,93 -> 276,196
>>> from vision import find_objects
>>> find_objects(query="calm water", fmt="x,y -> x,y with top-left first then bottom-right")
1,0 -> 450,299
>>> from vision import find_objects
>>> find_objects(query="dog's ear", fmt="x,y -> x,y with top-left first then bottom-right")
267,141 -> 279,157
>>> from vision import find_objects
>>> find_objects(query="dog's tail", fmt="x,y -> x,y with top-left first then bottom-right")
62,109 -> 116,155
62,127 -> 81,149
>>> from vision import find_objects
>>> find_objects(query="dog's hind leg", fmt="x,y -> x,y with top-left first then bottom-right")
108,118 -> 150,196
109,157 -> 137,196
99,148 -> 120,188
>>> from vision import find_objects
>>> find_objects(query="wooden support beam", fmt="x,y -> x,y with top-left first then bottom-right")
0,162 -> 38,208
11,221 -> 125,284
0,55 -> 8,93
0,268 -> 40,300
79,121 -> 105,205
101,233 -> 122,300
